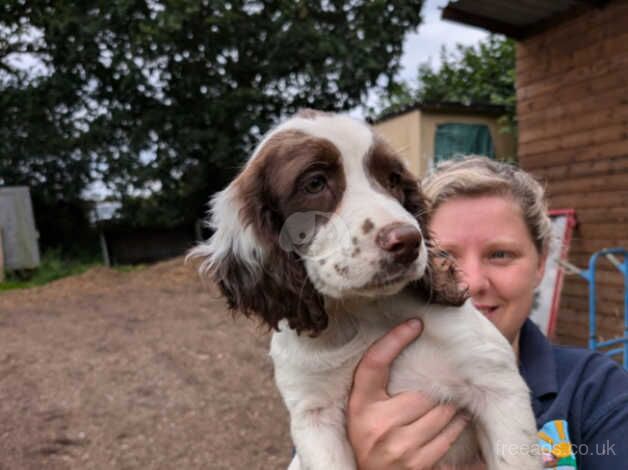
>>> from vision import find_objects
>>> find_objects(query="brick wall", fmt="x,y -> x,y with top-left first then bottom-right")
516,0 -> 628,346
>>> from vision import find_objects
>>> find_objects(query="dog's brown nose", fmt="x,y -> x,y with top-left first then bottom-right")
376,223 -> 422,264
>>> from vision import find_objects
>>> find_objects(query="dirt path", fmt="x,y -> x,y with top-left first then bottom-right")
0,258 -> 292,470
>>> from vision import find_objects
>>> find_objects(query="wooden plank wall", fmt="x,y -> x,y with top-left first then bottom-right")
516,0 -> 628,347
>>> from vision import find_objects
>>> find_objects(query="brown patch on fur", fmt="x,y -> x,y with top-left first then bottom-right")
351,247 -> 361,257
212,249 -> 329,335
365,136 -> 466,307
365,136 -> 430,240
362,218 -> 374,234
235,130 -> 346,246
333,263 -> 349,276
212,129 -> 348,335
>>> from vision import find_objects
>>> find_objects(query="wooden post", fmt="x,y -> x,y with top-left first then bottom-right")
0,227 -> 5,283
99,230 -> 111,267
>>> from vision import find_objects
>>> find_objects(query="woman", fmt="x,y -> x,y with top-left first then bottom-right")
347,156 -> 628,469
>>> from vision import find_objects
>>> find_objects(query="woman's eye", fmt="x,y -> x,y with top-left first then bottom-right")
389,171 -> 402,188
304,174 -> 327,194
433,249 -> 455,269
435,249 -> 451,259
490,250 -> 512,260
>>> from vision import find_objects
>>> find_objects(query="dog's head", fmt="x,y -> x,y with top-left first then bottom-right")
189,110 -> 466,334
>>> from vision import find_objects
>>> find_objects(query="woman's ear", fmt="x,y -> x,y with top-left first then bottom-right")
534,248 -> 549,288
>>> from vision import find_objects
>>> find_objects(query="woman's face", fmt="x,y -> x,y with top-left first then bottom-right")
429,195 -> 546,344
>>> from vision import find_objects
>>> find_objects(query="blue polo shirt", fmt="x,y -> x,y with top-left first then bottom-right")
519,319 -> 628,469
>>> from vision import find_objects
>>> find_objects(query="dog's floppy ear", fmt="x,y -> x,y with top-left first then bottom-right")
400,181 -> 468,306
414,242 -> 468,306
188,148 -> 328,336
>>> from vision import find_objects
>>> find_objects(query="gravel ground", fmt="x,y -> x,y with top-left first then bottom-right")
0,258 -> 292,470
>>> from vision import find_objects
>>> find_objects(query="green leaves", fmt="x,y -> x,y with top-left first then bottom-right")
375,35 -> 516,137
1,0 -> 424,247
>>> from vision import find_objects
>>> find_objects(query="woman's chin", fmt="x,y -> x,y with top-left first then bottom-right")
483,310 -> 498,323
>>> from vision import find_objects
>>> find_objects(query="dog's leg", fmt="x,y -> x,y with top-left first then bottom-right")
472,375 -> 541,470
451,343 -> 542,470
415,308 -> 541,469
451,333 -> 541,469
429,306 -> 543,469
289,405 -> 356,470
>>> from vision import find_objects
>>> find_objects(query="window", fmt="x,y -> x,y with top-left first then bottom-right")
434,123 -> 495,163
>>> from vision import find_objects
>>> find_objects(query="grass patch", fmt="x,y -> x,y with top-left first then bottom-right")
0,249 -> 102,292
112,263 -> 146,273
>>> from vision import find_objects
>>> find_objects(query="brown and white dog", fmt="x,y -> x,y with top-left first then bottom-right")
189,111 -> 541,469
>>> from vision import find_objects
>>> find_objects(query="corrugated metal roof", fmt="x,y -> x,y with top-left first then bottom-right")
442,0 -> 609,38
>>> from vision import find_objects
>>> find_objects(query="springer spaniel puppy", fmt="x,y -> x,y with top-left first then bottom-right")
190,111 -> 541,470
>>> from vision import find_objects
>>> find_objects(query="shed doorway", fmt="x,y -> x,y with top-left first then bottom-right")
434,123 -> 495,163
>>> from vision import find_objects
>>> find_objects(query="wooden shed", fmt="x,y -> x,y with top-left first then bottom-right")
443,0 -> 628,347
373,102 -> 516,177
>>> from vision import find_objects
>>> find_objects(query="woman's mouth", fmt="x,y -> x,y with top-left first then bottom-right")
474,304 -> 499,319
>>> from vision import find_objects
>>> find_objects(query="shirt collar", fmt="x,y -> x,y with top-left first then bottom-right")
518,318 -> 558,399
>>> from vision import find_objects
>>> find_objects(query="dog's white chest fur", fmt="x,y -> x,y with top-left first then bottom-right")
271,293 -> 542,470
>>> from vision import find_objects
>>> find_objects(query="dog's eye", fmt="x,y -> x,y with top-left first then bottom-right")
389,171 -> 402,188
304,174 -> 327,194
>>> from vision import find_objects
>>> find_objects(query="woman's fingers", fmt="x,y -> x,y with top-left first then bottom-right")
384,391 -> 438,428
350,390 -> 437,437
399,404 -> 459,447
350,318 -> 423,403
347,319 -> 477,470
351,403 -> 470,470
407,413 -> 471,468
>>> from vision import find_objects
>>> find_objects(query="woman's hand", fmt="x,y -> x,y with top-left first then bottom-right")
347,318 -> 482,470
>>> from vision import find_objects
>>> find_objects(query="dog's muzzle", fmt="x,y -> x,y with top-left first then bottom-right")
375,223 -> 422,265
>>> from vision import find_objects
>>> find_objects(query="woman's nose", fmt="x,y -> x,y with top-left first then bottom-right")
458,259 -> 490,296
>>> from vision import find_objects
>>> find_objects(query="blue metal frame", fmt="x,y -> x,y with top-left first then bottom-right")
577,248 -> 628,369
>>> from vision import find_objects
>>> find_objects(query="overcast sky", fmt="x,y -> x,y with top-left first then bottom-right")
354,0 -> 489,116
398,0 -> 489,81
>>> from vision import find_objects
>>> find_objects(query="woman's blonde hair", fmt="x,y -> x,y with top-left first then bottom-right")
422,156 -> 552,254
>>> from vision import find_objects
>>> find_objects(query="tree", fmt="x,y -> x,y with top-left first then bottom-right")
1,0 -> 425,250
374,35 -> 516,136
